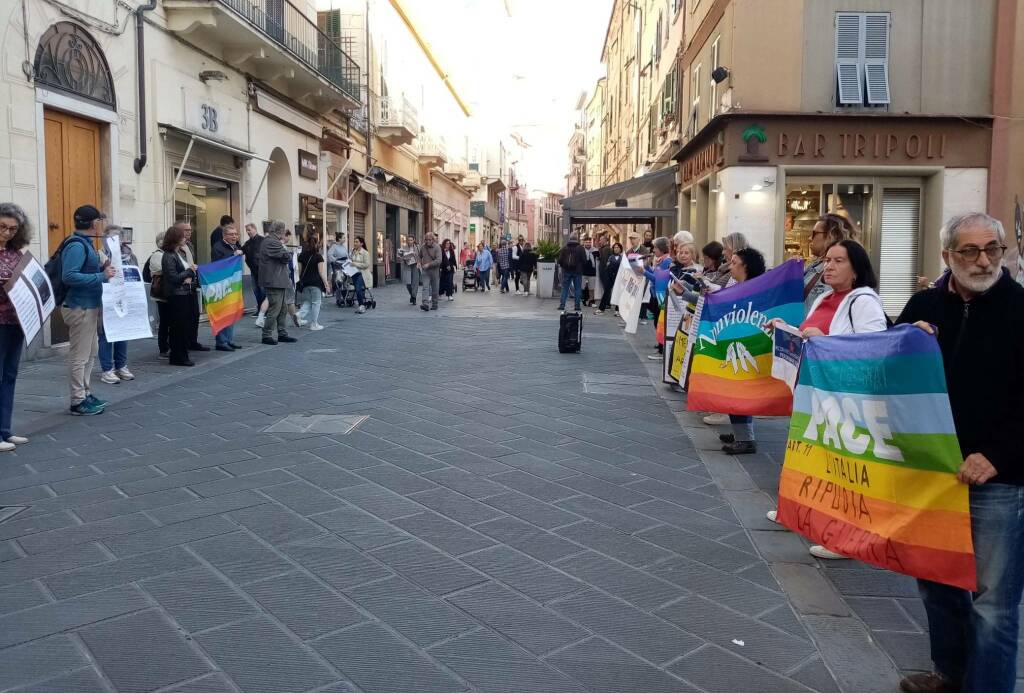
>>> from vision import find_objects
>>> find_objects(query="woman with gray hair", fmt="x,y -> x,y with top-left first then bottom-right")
0,204 -> 32,450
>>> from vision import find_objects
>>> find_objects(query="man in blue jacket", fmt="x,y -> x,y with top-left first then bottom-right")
61,205 -> 115,415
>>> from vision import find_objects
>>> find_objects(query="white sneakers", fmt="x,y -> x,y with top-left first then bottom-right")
0,435 -> 27,452
703,413 -> 730,425
309,323 -> 324,331
356,305 -> 366,314
102,368 -> 135,384
647,354 -> 662,360
448,296 -> 454,301
766,510 -> 847,560
254,314 -> 266,327
515,291 -> 523,295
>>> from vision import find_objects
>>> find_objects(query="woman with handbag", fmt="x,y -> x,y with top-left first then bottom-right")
160,225 -> 198,367
296,233 -> 330,331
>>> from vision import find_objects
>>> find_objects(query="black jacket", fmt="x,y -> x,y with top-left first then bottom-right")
897,271 -> 1024,484
440,249 -> 458,273
242,235 -> 264,275
582,248 -> 598,277
518,250 -> 538,274
558,241 -> 588,274
161,249 -> 196,296
212,239 -> 241,262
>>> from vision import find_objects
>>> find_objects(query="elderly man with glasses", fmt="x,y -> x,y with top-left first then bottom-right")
897,212 -> 1024,693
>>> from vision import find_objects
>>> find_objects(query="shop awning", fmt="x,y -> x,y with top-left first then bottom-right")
159,124 -> 272,164
561,165 -> 678,211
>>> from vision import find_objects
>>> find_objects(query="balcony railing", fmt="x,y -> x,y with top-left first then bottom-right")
217,0 -> 360,102
416,133 -> 448,165
378,95 -> 418,134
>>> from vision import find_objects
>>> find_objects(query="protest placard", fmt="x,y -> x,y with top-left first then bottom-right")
776,324 -> 976,590
4,253 -> 54,343
102,265 -> 152,342
771,322 -> 805,392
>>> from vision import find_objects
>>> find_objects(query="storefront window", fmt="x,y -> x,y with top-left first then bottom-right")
173,173 -> 232,264
784,181 -> 875,262
783,184 -> 822,261
298,194 -> 324,246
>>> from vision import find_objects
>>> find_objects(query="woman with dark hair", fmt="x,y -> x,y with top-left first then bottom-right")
349,236 -> 372,313
296,233 -> 330,331
804,213 -> 859,311
700,241 -> 730,289
715,246 -> 767,454
439,239 -> 457,301
0,204 -> 32,450
765,239 -> 886,560
160,225 -> 198,366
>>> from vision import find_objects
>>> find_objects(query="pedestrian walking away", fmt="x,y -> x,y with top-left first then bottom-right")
0,203 -> 33,446
557,233 -> 588,311
512,236 -> 524,293
418,232 -> 442,311
895,213 -> 1024,693
439,238 -> 458,301
60,205 -> 114,415
518,242 -> 538,296
97,223 -> 137,385
474,242 -> 493,291
258,220 -> 298,345
211,223 -> 246,349
398,236 -> 421,305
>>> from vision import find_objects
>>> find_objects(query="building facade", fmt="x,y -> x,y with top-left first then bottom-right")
4,0 -> 361,346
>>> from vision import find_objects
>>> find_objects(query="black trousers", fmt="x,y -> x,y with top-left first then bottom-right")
440,270 -> 455,297
189,293 -> 201,347
512,261 -> 521,291
168,294 -> 193,363
598,269 -> 614,311
157,300 -> 171,353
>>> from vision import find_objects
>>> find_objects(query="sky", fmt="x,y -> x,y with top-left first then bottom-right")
400,0 -> 614,195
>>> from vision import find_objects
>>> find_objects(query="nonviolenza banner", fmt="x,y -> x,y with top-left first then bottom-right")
776,324 -> 976,591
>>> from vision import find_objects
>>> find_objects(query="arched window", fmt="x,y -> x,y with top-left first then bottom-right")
33,22 -> 116,109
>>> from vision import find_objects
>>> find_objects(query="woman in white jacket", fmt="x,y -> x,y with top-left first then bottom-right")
767,239 -> 888,559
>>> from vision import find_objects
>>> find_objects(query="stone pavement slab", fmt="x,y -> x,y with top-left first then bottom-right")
0,284 -> 930,691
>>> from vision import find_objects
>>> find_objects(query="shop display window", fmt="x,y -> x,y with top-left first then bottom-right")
784,181 -> 874,262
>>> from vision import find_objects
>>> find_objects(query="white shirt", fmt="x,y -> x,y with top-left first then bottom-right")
806,286 -> 888,335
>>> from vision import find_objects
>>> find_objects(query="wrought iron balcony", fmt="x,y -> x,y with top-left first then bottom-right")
377,95 -> 418,146
163,0 -> 361,111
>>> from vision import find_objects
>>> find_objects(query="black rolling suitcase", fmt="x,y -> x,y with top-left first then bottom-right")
558,311 -> 583,353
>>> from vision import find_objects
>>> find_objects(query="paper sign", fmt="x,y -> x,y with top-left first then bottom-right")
3,253 -> 55,343
101,266 -> 152,342
771,322 -> 805,392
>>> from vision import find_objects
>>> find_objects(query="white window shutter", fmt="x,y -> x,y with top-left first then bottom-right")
864,13 -> 891,105
878,188 -> 921,314
835,13 -> 863,105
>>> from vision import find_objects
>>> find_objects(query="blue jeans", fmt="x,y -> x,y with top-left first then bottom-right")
98,327 -> 127,371
729,415 -> 754,442
215,322 -> 236,348
297,286 -> 323,325
559,272 -> 583,310
918,483 -> 1024,693
352,273 -> 366,305
479,269 -> 491,290
0,326 -> 23,439
499,267 -> 510,291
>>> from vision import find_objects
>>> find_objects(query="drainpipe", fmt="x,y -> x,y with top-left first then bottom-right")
132,0 -> 158,174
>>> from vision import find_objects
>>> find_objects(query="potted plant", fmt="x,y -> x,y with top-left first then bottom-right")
534,239 -> 561,299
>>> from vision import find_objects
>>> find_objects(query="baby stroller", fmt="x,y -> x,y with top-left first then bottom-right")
462,267 -> 477,291
332,261 -> 377,309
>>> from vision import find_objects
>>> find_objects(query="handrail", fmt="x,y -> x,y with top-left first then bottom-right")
214,0 -> 361,103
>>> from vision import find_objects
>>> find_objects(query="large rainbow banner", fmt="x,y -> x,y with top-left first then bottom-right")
777,325 -> 976,590
686,259 -> 804,416
197,255 -> 244,336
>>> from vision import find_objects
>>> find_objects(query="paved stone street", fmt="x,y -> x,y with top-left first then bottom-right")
0,285 -> 972,693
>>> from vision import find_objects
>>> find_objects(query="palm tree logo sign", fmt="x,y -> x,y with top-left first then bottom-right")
739,124 -> 769,162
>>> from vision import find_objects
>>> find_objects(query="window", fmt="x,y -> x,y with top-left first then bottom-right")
709,36 -> 721,117
878,188 -> 921,313
689,63 -> 701,136
653,13 -> 663,63
835,12 -> 890,106
661,66 -> 677,120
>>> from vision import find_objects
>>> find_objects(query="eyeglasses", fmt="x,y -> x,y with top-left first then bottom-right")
0,223 -> 19,233
950,244 -> 1006,262
811,230 -> 827,238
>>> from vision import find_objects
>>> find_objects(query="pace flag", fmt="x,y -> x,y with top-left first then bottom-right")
197,255 -> 245,336
686,259 -> 804,416
777,325 -> 976,590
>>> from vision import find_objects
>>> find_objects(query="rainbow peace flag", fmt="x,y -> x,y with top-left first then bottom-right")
777,324 -> 975,590
197,256 -> 244,336
686,259 -> 804,416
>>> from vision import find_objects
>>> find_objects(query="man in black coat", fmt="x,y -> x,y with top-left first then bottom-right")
896,213 -> 1024,693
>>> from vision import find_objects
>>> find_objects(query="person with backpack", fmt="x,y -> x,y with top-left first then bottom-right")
56,205 -> 115,415
557,233 -> 588,312
97,224 -> 137,385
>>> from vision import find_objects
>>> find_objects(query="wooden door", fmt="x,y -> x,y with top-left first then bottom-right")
44,109 -> 102,253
